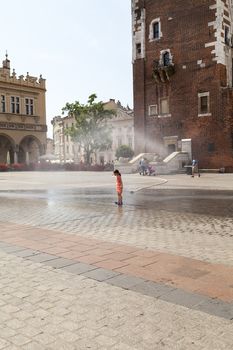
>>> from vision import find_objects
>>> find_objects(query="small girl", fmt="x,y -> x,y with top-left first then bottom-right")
113,169 -> 123,206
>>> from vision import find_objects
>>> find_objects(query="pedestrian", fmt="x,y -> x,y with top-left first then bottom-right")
139,158 -> 146,175
113,169 -> 123,206
191,159 -> 200,177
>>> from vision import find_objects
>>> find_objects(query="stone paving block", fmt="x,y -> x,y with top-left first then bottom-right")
61,262 -> 98,274
10,334 -> 31,346
1,304 -> 20,314
44,257 -> 77,269
83,268 -> 120,282
0,311 -> 12,322
194,299 -> 233,320
111,342 -> 136,350
21,341 -> 46,350
20,325 -> 43,338
26,253 -> 58,263
33,332 -> 57,346
46,340 -> 81,350
160,288 -> 210,308
57,330 -> 80,343
131,280 -> 175,298
0,337 -> 10,350
0,245 -> 26,253
0,242 -> 12,249
6,318 -> 26,330
95,334 -> 117,347
107,274 -> 146,289
0,326 -> 17,338
13,249 -> 40,258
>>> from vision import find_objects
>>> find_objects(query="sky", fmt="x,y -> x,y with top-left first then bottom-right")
0,0 -> 133,137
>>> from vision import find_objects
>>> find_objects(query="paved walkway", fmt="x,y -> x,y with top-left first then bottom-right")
0,172 -> 232,349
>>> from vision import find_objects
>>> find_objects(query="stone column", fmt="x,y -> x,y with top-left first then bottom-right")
14,152 -> 18,164
26,151 -> 30,165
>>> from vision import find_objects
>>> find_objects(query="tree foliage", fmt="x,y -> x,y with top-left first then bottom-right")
115,145 -> 134,159
62,94 -> 114,164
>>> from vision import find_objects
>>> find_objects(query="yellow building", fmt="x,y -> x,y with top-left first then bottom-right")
0,54 -> 47,164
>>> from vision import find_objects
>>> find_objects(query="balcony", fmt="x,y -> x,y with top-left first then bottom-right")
152,59 -> 175,83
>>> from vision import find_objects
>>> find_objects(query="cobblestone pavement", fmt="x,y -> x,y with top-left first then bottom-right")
0,250 -> 232,350
0,172 -> 232,349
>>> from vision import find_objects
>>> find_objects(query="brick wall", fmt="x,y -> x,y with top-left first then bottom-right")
132,0 -> 233,168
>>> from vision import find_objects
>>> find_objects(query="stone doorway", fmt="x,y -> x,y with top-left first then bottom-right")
167,144 -> 176,154
163,136 -> 178,156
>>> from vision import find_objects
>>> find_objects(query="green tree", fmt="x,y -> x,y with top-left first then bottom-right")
62,94 -> 114,165
115,145 -> 134,160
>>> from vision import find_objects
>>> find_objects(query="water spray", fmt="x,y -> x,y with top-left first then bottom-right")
130,178 -> 168,194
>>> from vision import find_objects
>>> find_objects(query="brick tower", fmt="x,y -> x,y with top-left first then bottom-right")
132,0 -> 233,169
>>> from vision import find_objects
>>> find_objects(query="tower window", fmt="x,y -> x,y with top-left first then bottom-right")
200,96 -> 208,113
198,92 -> 210,116
149,18 -> 161,41
160,98 -> 169,114
225,26 -> 230,46
163,51 -> 170,66
136,43 -> 141,55
153,22 -> 160,39
208,143 -> 215,153
148,105 -> 158,116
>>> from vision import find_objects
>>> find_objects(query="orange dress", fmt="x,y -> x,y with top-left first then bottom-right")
116,175 -> 123,194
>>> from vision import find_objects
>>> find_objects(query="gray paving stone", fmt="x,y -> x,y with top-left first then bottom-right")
26,253 -> 58,263
194,299 -> 233,320
83,268 -> 120,282
0,245 -> 26,253
107,274 -> 146,289
13,249 -> 40,258
0,242 -> 12,248
160,288 -> 209,308
61,262 -> 98,274
131,281 -> 175,298
44,258 -> 76,269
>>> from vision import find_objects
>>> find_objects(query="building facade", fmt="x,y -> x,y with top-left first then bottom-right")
132,0 -> 233,168
51,99 -> 134,164
0,54 -> 47,164
97,99 -> 134,164
46,138 -> 54,155
51,115 -> 76,163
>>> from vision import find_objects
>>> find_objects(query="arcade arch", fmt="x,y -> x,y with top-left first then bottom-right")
0,134 -> 16,164
18,135 -> 43,164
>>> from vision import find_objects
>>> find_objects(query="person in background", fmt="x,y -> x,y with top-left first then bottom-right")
192,159 -> 200,177
113,169 -> 123,205
139,158 -> 146,175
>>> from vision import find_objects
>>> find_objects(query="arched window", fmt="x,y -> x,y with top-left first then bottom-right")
163,51 -> 170,66
149,18 -> 162,41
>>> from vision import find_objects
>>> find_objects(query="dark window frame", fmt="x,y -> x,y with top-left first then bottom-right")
1,95 -> 6,113
198,92 -> 210,116
200,96 -> 208,114
153,22 -> 160,39
163,51 -> 170,66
